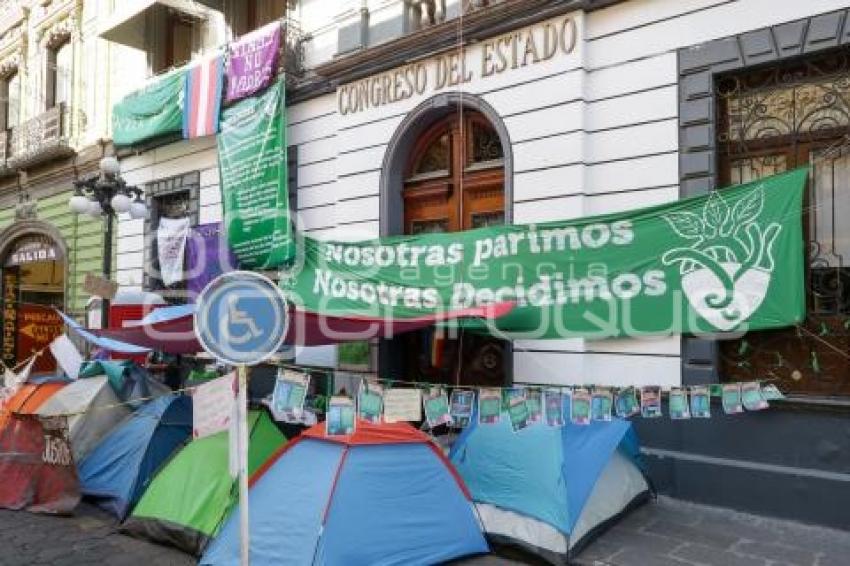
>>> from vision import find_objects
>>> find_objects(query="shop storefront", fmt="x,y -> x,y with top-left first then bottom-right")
0,194 -> 109,376
0,232 -> 64,373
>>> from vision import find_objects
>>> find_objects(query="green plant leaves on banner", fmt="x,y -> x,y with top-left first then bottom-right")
218,79 -> 293,269
112,69 -> 186,146
282,168 -> 807,339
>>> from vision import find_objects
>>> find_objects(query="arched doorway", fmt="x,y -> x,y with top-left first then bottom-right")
384,106 -> 510,387
1,232 -> 65,375
403,111 -> 505,233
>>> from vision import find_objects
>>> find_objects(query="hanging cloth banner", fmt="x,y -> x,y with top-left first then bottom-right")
185,222 -> 237,300
157,217 -> 191,286
218,79 -> 294,269
112,69 -> 186,147
225,21 -> 281,104
281,168 -> 807,339
183,52 -> 224,139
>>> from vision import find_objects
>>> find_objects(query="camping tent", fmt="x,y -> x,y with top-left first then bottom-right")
78,360 -> 171,409
35,375 -> 134,463
1,381 -> 67,424
123,410 -> 286,556
36,366 -> 171,463
0,381 -> 79,514
449,417 -> 650,564
77,395 -> 192,519
201,420 -> 489,565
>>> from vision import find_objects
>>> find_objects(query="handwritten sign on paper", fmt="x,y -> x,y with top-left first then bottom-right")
193,373 -> 236,439
383,388 -> 422,423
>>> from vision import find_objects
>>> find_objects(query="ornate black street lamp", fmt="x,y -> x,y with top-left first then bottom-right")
69,156 -> 148,329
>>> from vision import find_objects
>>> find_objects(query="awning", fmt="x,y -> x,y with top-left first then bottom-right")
90,303 -> 515,355
98,0 -> 209,50
57,311 -> 151,355
125,304 -> 194,327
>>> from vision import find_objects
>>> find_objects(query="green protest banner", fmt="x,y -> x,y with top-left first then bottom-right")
282,168 -> 807,339
112,70 -> 185,146
218,79 -> 293,269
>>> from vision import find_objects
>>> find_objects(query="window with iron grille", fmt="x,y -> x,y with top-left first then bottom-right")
716,48 -> 850,397
143,172 -> 200,302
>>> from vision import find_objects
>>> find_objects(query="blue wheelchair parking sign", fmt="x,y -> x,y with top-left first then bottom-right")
195,271 -> 289,366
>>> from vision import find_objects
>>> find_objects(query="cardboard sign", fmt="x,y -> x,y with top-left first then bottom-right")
83,273 -> 118,300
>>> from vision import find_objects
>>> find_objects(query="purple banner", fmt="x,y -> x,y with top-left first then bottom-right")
186,223 -> 238,301
225,22 -> 281,104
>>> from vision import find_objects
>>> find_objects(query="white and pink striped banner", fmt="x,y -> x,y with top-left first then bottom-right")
182,53 -> 224,139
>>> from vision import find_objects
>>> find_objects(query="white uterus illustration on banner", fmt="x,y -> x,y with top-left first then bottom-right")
662,185 -> 781,332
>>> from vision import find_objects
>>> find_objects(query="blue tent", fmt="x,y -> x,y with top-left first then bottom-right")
201,420 -> 488,565
450,415 -> 650,564
77,395 -> 192,519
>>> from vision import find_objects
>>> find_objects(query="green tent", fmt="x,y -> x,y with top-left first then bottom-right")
121,410 -> 285,556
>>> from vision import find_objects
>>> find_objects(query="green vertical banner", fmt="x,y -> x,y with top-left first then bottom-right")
218,79 -> 293,269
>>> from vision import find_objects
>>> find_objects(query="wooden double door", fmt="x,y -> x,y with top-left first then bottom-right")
388,111 -> 508,387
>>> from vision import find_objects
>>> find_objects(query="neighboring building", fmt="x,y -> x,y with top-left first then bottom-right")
0,0 -> 145,372
103,0 -> 850,529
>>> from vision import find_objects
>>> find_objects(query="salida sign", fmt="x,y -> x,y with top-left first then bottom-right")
5,235 -> 60,266
337,14 -> 577,115
282,169 -> 808,339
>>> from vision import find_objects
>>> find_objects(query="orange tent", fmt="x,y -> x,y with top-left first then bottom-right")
0,381 -> 78,514
0,382 -> 66,428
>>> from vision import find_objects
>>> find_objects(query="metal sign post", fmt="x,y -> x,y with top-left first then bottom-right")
195,272 -> 289,566
236,365 -> 250,566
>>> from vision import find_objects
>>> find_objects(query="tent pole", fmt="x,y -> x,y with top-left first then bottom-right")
238,364 -> 250,566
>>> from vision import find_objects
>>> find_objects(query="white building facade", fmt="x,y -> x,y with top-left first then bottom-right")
104,0 -> 850,528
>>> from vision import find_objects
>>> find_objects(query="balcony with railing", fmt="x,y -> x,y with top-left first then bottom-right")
406,0 -> 502,32
6,103 -> 78,170
279,17 -> 307,87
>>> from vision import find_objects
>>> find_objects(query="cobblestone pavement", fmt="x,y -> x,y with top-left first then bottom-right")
0,504 -> 193,566
0,497 -> 847,565
575,496 -> 850,566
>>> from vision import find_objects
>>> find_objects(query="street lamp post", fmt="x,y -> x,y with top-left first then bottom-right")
69,156 -> 148,329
